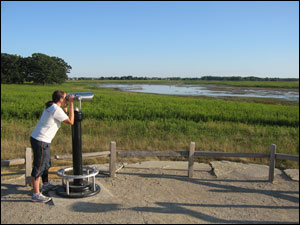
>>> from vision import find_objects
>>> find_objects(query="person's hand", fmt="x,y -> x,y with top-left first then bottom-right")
67,95 -> 75,103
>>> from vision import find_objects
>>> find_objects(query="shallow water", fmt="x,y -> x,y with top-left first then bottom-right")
97,83 -> 299,102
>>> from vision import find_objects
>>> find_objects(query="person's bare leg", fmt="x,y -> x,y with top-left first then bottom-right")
32,176 -> 41,194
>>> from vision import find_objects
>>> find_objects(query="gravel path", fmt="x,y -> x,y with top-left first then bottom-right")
1,162 -> 299,224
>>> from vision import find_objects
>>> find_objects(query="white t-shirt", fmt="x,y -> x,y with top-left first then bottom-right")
31,104 -> 69,143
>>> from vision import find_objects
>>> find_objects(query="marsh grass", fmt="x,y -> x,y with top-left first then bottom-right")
1,118 -> 298,169
1,82 -> 299,169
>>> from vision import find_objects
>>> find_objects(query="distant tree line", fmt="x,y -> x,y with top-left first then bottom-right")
69,75 -> 298,81
1,53 -> 71,84
197,76 -> 298,81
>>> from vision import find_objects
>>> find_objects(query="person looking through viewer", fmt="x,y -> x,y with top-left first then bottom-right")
30,90 -> 75,203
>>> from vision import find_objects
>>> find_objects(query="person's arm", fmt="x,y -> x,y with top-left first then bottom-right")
63,96 -> 74,125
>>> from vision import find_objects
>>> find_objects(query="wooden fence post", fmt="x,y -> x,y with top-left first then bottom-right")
269,144 -> 276,183
188,142 -> 195,178
109,141 -> 117,178
25,147 -> 32,186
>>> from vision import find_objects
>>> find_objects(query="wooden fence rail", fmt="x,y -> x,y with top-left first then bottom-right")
116,150 -> 188,157
276,153 -> 299,161
54,151 -> 110,160
110,142 -> 299,183
1,142 -> 298,186
1,158 -> 25,167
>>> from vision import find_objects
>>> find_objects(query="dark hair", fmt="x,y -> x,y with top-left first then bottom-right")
45,90 -> 66,108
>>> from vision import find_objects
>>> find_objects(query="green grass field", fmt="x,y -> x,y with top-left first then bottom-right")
1,81 -> 299,169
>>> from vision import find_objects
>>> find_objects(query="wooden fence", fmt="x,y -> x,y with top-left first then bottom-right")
1,142 -> 298,186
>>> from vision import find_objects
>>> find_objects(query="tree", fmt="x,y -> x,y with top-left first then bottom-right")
24,53 -> 71,84
1,52 -> 72,84
1,53 -> 24,83
51,56 -> 72,83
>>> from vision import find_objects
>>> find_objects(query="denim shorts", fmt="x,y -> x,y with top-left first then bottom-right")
30,136 -> 51,179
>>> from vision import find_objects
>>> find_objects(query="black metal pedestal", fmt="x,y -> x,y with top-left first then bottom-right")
56,108 -> 100,198
72,110 -> 83,185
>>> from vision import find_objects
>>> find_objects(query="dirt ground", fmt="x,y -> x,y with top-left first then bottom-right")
1,162 -> 299,224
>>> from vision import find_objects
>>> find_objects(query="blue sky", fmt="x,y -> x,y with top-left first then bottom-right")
1,1 -> 299,78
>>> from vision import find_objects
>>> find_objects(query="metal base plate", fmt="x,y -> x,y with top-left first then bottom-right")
55,183 -> 100,198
